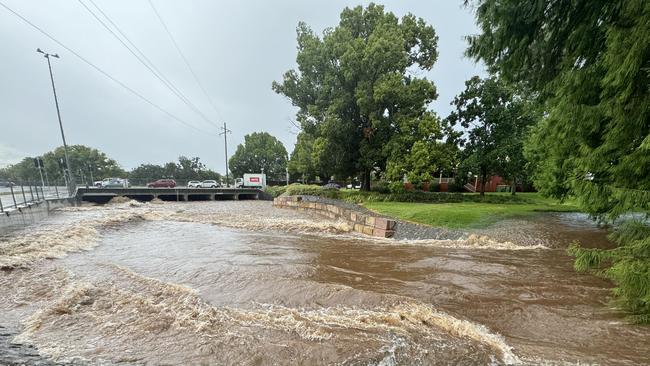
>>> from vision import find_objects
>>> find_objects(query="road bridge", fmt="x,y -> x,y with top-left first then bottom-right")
76,187 -> 267,204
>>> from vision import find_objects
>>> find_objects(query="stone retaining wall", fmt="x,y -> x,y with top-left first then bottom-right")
273,195 -> 396,238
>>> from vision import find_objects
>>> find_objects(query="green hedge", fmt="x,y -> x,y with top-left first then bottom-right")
264,185 -> 288,198
274,184 -> 529,204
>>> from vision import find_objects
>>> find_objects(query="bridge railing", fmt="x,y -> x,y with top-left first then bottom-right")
0,180 -> 70,213
84,178 -> 227,188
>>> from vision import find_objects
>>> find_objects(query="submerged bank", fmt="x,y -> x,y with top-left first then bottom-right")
0,200 -> 648,365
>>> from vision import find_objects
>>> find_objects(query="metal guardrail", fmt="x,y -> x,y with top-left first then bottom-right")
0,183 -> 69,213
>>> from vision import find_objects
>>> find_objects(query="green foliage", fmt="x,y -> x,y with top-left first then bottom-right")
0,145 -> 125,184
370,181 -> 391,194
274,3 -> 445,190
467,0 -> 650,321
447,179 -> 465,193
385,114 -> 460,185
447,76 -> 536,196
279,184 -> 542,205
229,132 -> 288,181
128,156 -> 221,183
568,221 -> 650,323
264,185 -> 288,198
288,133 -> 317,181
388,181 -> 407,194
284,184 -> 341,199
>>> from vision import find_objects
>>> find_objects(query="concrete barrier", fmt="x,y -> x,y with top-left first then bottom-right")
273,195 -> 396,238
0,197 -> 76,231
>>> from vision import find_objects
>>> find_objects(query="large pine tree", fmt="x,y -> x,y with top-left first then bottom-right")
466,0 -> 650,322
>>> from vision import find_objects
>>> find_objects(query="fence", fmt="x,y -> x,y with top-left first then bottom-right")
0,180 -> 70,213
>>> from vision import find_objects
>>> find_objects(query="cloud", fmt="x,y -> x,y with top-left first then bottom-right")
0,143 -> 28,167
0,0 -> 485,173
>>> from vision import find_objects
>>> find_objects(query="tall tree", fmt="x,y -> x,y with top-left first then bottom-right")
466,0 -> 650,321
447,76 -> 535,195
384,113 -> 460,186
273,3 -> 440,190
288,132 -> 316,182
229,132 -> 288,180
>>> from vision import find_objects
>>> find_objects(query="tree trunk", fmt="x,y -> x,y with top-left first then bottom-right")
361,169 -> 371,191
511,177 -> 517,196
480,174 -> 486,197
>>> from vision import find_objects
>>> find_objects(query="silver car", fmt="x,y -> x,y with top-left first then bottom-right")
201,180 -> 220,188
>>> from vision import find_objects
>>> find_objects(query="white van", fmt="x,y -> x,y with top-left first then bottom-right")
235,174 -> 266,189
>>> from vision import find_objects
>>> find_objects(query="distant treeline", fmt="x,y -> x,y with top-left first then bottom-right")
0,145 -> 222,185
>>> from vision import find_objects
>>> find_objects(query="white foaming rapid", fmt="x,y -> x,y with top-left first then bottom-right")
387,234 -> 549,251
0,211 -> 148,269
15,265 -> 520,365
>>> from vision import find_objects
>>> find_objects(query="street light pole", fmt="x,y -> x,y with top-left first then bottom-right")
219,122 -> 231,187
37,48 -> 74,195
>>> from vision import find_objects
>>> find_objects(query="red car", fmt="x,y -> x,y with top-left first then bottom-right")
147,179 -> 176,188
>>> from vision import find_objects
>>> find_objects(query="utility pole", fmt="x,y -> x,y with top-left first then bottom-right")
88,164 -> 94,185
219,122 -> 231,187
35,157 -> 45,191
43,161 -> 51,196
37,48 -> 74,196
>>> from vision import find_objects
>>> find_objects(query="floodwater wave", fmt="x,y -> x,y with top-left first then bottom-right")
0,211 -> 149,269
14,265 -> 518,364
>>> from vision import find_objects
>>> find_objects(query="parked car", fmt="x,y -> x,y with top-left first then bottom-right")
187,180 -> 202,188
323,181 -> 341,190
346,182 -> 361,189
0,180 -> 15,187
201,180 -> 220,188
147,179 -> 176,188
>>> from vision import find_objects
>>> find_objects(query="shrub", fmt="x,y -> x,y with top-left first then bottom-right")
264,185 -> 288,198
280,184 -> 529,204
448,179 -> 466,193
371,181 -> 391,194
285,184 -> 323,196
388,181 -> 407,194
283,184 -> 341,199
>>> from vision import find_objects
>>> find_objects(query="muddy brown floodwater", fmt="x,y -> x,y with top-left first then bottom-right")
0,200 -> 649,365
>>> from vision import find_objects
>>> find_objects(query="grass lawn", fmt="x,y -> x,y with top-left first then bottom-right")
363,193 -> 579,229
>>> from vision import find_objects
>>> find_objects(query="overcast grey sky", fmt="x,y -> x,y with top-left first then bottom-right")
0,0 -> 485,173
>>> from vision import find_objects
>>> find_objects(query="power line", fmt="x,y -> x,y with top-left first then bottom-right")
77,0 -> 218,131
147,0 -> 224,124
0,0 -> 214,135
85,0 -> 217,129
87,0 -> 183,98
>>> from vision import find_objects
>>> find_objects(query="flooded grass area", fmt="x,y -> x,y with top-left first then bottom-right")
0,200 -> 648,365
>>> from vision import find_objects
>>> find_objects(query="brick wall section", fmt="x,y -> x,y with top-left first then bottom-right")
273,196 -> 396,238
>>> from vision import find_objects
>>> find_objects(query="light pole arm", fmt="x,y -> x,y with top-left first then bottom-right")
44,54 -> 74,195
